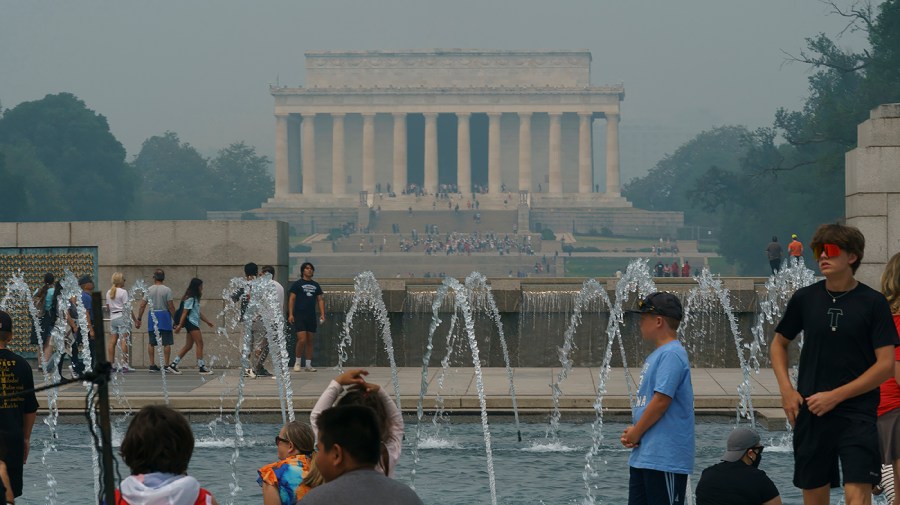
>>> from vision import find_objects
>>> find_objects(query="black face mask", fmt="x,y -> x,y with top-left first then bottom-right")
751,448 -> 763,468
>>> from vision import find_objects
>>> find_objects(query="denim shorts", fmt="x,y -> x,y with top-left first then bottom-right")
110,316 -> 131,335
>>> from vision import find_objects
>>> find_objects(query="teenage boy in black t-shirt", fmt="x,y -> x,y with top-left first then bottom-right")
770,223 -> 900,505
0,310 -> 38,501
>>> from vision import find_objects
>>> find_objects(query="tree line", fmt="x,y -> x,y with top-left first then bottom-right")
0,92 -> 273,222
623,0 -> 900,275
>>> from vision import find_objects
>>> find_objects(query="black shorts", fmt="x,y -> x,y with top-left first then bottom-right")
149,330 -> 174,347
294,315 -> 317,333
793,407 -> 881,488
184,320 -> 200,332
1,431 -> 24,497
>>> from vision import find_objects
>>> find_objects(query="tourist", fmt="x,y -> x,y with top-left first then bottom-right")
170,278 -> 214,375
31,272 -> 55,367
258,420 -> 320,504
671,260 -> 680,277
234,262 -> 272,378
262,265 -> 289,371
766,236 -> 783,274
621,292 -> 694,505
311,369 -> 403,477
67,275 -> 96,378
288,262 -> 325,372
106,272 -> 136,372
695,427 -> 781,505
681,261 -> 691,278
302,405 -> 422,505
788,233 -> 804,264
116,405 -> 217,505
0,310 -> 38,502
770,223 -> 899,504
877,251 -> 900,505
135,269 -> 176,373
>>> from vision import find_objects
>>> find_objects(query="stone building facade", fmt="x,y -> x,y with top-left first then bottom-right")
267,50 -> 626,205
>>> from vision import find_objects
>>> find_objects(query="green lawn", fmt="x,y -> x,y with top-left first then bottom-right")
564,257 -> 637,277
706,256 -> 741,276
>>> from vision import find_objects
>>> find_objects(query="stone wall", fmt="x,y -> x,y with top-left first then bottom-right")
846,103 -> 900,287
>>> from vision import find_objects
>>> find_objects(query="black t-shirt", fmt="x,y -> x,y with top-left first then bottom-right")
0,348 -> 38,498
775,280 -> 900,420
289,279 -> 323,318
695,460 -> 780,505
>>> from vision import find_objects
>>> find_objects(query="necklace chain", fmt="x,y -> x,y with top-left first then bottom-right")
824,283 -> 855,303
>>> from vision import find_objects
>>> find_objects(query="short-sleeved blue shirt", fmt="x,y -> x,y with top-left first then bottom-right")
184,297 -> 201,327
629,340 -> 695,474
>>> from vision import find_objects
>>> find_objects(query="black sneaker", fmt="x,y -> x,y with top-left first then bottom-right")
166,363 -> 182,375
198,366 -> 212,375
148,364 -> 161,373
255,367 -> 273,377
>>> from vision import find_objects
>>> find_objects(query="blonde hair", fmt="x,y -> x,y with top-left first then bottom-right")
882,252 -> 900,314
280,421 -> 324,489
109,272 -> 125,300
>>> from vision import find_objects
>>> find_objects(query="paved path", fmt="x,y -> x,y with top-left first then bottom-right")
37,367 -> 789,429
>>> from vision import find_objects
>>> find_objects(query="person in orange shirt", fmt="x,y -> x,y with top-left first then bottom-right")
788,234 -> 804,265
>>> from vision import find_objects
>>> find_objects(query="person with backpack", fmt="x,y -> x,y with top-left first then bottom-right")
170,278 -> 214,375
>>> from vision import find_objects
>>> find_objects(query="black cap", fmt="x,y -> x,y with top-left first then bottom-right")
0,310 -> 12,333
78,275 -> 93,286
626,292 -> 683,320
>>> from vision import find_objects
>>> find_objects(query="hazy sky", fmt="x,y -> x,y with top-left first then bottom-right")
1,1 -> 871,178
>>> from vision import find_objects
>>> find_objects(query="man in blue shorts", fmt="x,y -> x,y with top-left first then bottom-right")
771,223 -> 900,505
621,292 -> 694,505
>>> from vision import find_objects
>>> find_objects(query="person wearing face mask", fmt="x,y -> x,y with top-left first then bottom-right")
695,427 -> 781,505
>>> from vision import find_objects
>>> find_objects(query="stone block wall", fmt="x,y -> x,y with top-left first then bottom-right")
846,104 -> 900,287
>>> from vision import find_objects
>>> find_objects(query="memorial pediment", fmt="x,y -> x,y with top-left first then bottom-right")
304,50 -> 592,89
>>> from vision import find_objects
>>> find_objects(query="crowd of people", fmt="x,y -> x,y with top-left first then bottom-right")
653,260 -> 693,278
398,231 -> 537,256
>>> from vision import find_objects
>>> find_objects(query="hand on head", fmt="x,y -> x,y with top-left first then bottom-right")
335,368 -> 368,387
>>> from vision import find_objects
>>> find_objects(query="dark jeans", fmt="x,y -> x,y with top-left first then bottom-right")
70,332 -> 95,376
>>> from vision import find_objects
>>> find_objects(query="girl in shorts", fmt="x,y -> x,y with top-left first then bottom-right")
171,278 -> 214,375
877,251 -> 900,504
106,272 -> 136,372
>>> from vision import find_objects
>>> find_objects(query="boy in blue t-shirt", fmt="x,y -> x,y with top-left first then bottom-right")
621,292 -> 694,505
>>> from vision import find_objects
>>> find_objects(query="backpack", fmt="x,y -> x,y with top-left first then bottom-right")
174,299 -> 186,325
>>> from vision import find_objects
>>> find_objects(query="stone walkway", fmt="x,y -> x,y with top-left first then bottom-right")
37,367 -> 789,429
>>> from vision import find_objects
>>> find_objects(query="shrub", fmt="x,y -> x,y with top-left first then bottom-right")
540,228 -> 556,241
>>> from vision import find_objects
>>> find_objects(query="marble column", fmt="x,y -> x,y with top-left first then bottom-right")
424,113 -> 438,194
548,112 -> 563,193
457,112 -> 471,195
362,113 -> 375,193
300,113 -> 316,195
605,113 -> 620,196
488,112 -> 502,194
392,113 -> 407,194
275,113 -> 289,197
332,113 -> 346,195
518,112 -> 532,192
578,113 -> 593,194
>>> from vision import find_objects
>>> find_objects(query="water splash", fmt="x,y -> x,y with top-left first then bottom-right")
130,279 -> 170,404
336,272 -> 401,408
465,272 -> 521,441
410,277 -> 498,505
680,267 -> 754,424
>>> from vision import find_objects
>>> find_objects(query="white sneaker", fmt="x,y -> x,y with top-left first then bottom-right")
293,363 -> 301,372
305,365 -> 317,372
243,367 -> 257,379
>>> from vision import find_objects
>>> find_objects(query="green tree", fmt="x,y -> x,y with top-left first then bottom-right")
207,141 -> 273,211
0,144 -> 68,221
623,126 -> 751,231
131,131 -> 212,219
0,92 -> 136,220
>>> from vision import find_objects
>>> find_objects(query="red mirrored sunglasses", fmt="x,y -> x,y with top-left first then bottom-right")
813,243 -> 841,259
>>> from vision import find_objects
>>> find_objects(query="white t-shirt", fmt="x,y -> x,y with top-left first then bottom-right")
107,287 -> 129,315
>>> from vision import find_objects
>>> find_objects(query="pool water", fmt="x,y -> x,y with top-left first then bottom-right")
18,419 -> 883,504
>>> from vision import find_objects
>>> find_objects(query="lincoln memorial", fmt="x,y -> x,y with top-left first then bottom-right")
240,50 -> 683,237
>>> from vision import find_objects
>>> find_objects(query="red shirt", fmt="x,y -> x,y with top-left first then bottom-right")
788,240 -> 803,257
877,314 -> 900,416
